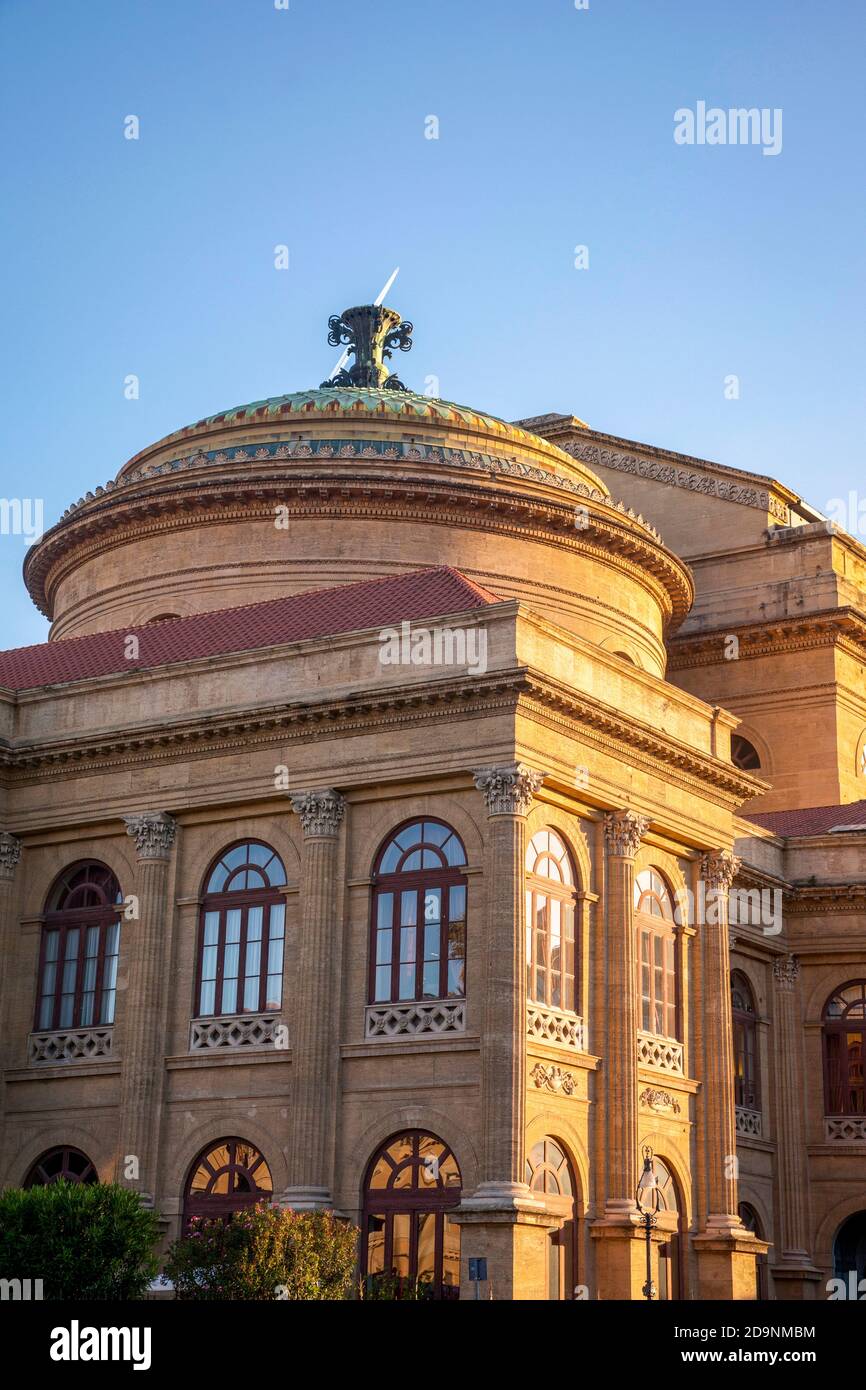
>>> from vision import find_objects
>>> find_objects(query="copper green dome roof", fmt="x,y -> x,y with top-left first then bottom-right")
170,385 -> 580,445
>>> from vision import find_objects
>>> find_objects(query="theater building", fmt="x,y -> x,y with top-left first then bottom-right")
0,303 -> 863,1299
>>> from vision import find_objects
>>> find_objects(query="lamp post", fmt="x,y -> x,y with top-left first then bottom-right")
635,1144 -> 659,1301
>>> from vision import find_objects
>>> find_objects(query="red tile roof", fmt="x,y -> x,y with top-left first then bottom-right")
0,567 -> 501,692
747,800 -> 866,837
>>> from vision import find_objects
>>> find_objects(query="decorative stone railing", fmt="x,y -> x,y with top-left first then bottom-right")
735,1106 -> 763,1138
29,1028 -> 114,1064
825,1115 -> 866,1143
190,1014 -> 285,1052
526,1004 -> 586,1051
364,1001 -> 466,1039
637,1031 -> 684,1076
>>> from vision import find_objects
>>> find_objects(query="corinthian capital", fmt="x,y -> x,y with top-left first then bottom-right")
700,849 -> 741,891
0,832 -> 22,881
124,812 -> 177,861
773,953 -> 800,990
290,789 -> 345,838
473,763 -> 546,817
603,809 -> 649,859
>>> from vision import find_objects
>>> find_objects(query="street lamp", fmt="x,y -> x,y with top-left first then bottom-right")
635,1144 -> 660,1301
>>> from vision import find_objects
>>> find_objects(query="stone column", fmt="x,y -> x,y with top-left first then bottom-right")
693,849 -> 767,1298
0,833 -> 22,1007
591,810 -> 647,1299
0,834 -> 22,1130
453,765 -> 558,1300
699,850 -> 741,1229
602,809 -> 647,1214
770,954 -> 821,1297
117,812 -> 177,1205
284,788 -> 345,1210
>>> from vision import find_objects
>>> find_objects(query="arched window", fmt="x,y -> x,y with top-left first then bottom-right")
196,842 -> 287,1018
634,869 -> 678,1039
834,1210 -> 866,1285
731,971 -> 760,1111
36,862 -> 122,1032
652,1156 -> 683,1300
369,820 -> 467,1005
182,1138 -> 273,1228
823,982 -> 866,1115
739,1202 -> 769,1299
24,1146 -> 98,1187
362,1131 -> 462,1300
144,613 -> 181,624
525,830 -> 577,1012
731,735 -> 761,771
526,1137 -> 577,1300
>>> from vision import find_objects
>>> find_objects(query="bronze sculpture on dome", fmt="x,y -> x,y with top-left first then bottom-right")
320,303 -> 413,390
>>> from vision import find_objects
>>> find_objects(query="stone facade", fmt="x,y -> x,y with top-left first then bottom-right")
0,333 -> 863,1300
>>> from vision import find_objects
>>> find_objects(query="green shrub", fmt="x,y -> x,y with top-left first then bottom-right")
163,1203 -> 358,1301
0,1181 -> 160,1300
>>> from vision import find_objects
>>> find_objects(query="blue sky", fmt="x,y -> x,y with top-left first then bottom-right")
1,0 -> 864,647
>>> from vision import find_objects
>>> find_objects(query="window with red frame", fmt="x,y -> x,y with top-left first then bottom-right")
369,820 -> 467,1004
35,862 -> 123,1031
362,1131 -> 462,1300
731,970 -> 760,1110
196,842 -> 287,1018
634,868 -> 679,1039
525,829 -> 577,1012
823,981 -> 866,1115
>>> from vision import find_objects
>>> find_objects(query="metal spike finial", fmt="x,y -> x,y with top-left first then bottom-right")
320,304 -> 413,391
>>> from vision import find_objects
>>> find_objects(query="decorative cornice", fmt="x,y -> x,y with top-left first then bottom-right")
700,849 -> 741,891
521,674 -> 766,805
530,1062 -> 577,1096
1,671 -> 526,778
668,609 -> 866,671
1,667 -> 766,820
562,439 -> 791,524
603,809 -> 649,859
0,831 -> 22,881
123,811 -> 177,861
785,882 -> 866,915
639,1086 -> 682,1115
290,788 -> 345,838
24,458 -> 690,625
772,953 -> 800,989
473,762 -> 546,816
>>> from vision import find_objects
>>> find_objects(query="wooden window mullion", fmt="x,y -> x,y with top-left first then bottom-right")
92,917 -> 110,1025
214,910 -> 226,1016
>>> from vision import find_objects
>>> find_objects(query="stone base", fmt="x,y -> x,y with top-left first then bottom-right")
278,1185 -> 333,1211
451,1185 -> 559,1299
591,1211 -> 658,1300
770,1262 -> 824,1301
693,1228 -> 770,1300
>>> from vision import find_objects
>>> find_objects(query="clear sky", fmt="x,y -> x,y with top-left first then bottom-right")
1,0 -> 864,647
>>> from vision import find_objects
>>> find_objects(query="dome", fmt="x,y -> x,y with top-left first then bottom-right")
23,303 -> 692,673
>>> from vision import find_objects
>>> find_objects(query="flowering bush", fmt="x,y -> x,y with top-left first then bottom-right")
163,1203 -> 358,1301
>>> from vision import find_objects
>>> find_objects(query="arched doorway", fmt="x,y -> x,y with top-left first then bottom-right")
739,1202 -> 769,1299
361,1131 -> 462,1299
24,1146 -> 98,1186
834,1211 -> 866,1285
182,1138 -> 273,1229
652,1156 -> 683,1300
526,1137 -> 578,1299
